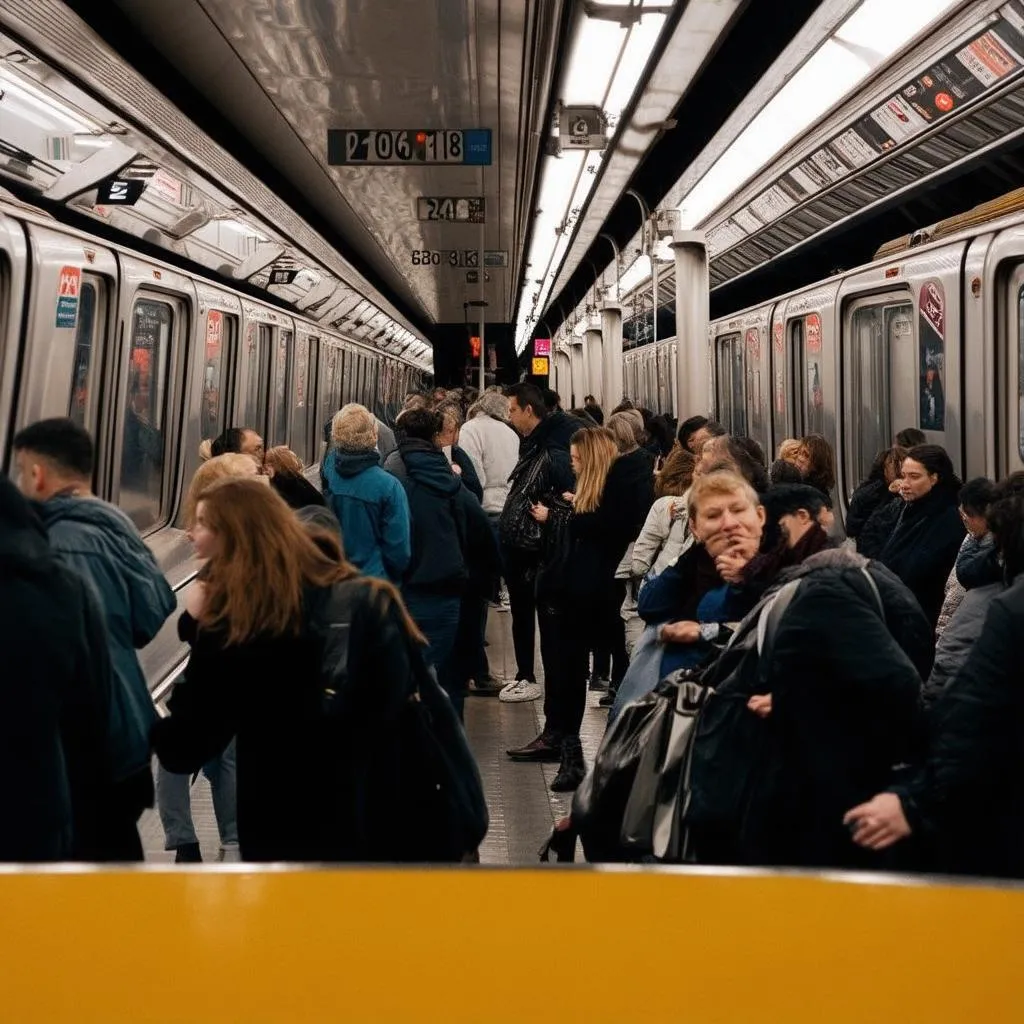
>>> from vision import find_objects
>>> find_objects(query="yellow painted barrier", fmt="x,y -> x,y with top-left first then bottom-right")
1,865 -> 1023,1022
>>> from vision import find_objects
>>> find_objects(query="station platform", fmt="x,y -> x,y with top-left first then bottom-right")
140,605 -> 609,864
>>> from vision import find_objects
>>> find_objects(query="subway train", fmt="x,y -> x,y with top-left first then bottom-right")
0,192 -> 428,696
622,190 -> 1024,511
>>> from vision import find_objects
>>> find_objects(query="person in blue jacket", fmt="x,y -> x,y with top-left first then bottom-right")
13,417 -> 177,860
322,404 -> 411,585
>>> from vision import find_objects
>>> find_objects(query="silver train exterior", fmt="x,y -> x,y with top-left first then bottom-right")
620,205 -> 1024,510
0,196 -> 426,697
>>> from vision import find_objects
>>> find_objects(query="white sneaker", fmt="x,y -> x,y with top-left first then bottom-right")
498,679 -> 542,703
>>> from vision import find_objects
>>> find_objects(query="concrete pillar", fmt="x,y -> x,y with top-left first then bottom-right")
671,231 -> 710,419
600,301 -> 623,410
584,328 -> 603,405
580,332 -> 592,407
569,340 -> 584,408
556,349 -> 571,399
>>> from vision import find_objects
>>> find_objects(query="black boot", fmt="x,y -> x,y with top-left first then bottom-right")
174,842 -> 202,863
551,736 -> 585,792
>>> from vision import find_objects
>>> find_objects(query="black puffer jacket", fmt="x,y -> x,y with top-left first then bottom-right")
0,476 -> 113,861
894,576 -> 1024,878
847,477 -> 890,540
878,485 -> 965,627
697,548 -> 928,870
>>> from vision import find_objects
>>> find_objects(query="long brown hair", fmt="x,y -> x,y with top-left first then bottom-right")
194,478 -> 424,645
571,427 -> 618,514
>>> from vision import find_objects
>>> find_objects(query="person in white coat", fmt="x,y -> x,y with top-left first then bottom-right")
457,389 -> 521,691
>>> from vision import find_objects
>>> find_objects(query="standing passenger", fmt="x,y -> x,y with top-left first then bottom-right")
13,418 -> 176,859
322,404 -> 411,584
262,445 -> 327,511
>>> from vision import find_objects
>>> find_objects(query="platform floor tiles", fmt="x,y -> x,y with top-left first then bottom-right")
140,606 -> 610,865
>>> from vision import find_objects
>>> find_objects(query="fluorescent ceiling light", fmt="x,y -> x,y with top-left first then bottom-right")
561,17 -> 626,106
217,218 -> 269,241
604,13 -> 667,119
0,68 -> 94,133
677,0 -> 959,228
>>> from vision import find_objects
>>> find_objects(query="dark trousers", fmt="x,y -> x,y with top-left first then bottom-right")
503,547 -> 538,683
590,582 -> 628,686
453,591 -> 490,685
404,592 -> 463,718
95,766 -> 154,862
540,596 -> 593,739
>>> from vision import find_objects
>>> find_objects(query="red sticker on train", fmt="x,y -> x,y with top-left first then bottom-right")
806,313 -> 822,353
920,281 -> 945,338
745,328 -> 760,360
773,322 -> 783,353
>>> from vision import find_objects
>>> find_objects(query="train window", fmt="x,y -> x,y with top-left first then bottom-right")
119,298 -> 175,533
200,310 -> 236,443
68,277 -> 105,429
271,329 -> 291,447
241,324 -> 272,434
319,344 -> 339,444
788,315 -> 824,438
843,297 -> 913,498
714,333 -> 746,436
291,334 -> 311,462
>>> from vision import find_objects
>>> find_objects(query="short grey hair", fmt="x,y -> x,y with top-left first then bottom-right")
331,403 -> 378,451
469,390 -> 510,421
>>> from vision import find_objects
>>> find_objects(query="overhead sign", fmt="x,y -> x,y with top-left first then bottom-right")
465,270 -> 492,284
483,250 -> 508,268
55,265 -> 81,329
96,177 -> 146,206
531,357 -> 550,377
417,197 -> 485,223
269,268 -> 299,285
411,249 -> 483,267
534,338 -> 551,356
328,128 -> 492,166
469,336 -> 481,358
559,106 -> 606,150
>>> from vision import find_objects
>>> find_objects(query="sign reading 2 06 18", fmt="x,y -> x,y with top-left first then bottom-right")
328,129 -> 492,166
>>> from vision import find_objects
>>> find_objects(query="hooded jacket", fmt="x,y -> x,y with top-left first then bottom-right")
387,439 -> 499,596
878,485 -> 965,627
458,412 -> 519,514
0,477 -> 113,860
322,448 -> 411,584
631,493 -> 693,581
499,410 -> 579,554
37,494 -> 176,780
894,575 -> 1024,877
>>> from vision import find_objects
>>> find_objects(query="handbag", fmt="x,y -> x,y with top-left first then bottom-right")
499,450 -> 550,552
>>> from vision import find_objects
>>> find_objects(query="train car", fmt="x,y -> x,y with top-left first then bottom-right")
0,192 -> 427,695
624,191 -> 1024,512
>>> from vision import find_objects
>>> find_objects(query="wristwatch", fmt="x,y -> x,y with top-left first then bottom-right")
698,621 -> 720,643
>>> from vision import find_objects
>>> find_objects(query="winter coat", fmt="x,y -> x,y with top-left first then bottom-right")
855,492 -> 903,560
846,476 -> 889,540
322,448 -> 411,584
631,493 -> 693,581
878,485 -> 965,627
894,576 -> 1024,878
935,533 -> 1000,638
564,449 -> 654,600
499,410 -> 579,555
637,543 -> 723,627
152,583 -> 422,861
38,493 -> 176,780
451,446 -> 484,504
0,477 -> 113,861
458,412 -> 519,514
270,472 -> 327,511
725,548 -> 927,869
376,419 -> 397,461
386,439 -> 499,597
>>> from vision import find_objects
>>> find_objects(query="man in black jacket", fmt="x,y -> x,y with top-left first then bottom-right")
498,383 -> 578,714
0,475 -> 114,860
385,408 -> 498,719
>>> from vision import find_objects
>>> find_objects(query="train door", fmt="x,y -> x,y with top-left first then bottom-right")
194,287 -> 241,453
669,341 -> 679,420
0,212 -> 29,463
1000,260 -> 1024,477
291,331 -> 314,464
839,291 -> 915,500
13,225 -> 117,467
744,322 -> 769,458
713,330 -> 746,436
239,318 -> 273,439
113,256 -> 196,535
784,311 -> 826,443
269,324 -> 295,449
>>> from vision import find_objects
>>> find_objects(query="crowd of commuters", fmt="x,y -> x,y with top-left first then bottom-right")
5,379 -> 1024,880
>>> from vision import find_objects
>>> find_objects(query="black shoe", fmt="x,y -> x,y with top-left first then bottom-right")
589,674 -> 610,692
551,736 -> 585,792
467,676 -> 504,696
598,688 -> 617,708
174,842 -> 202,863
507,731 -> 562,762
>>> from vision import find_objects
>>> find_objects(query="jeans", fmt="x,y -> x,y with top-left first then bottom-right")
157,738 -> 239,850
502,546 -> 538,682
404,591 -> 463,717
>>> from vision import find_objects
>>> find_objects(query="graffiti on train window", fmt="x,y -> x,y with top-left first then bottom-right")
201,311 -> 235,443
120,298 -> 173,533
272,331 -> 291,447
68,281 -> 97,427
291,335 -> 311,462
918,280 -> 946,431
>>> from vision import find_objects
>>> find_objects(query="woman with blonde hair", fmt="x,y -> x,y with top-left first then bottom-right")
523,426 -> 649,791
152,478 -> 474,861
162,452 -> 267,863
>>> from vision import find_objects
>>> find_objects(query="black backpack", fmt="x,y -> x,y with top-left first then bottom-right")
312,580 -> 488,862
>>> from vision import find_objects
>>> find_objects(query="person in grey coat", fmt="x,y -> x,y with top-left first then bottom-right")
13,418 -> 176,859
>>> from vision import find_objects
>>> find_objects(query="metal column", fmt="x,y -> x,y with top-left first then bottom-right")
600,301 -> 623,410
670,231 -> 710,419
584,327 -> 603,404
569,340 -> 584,408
